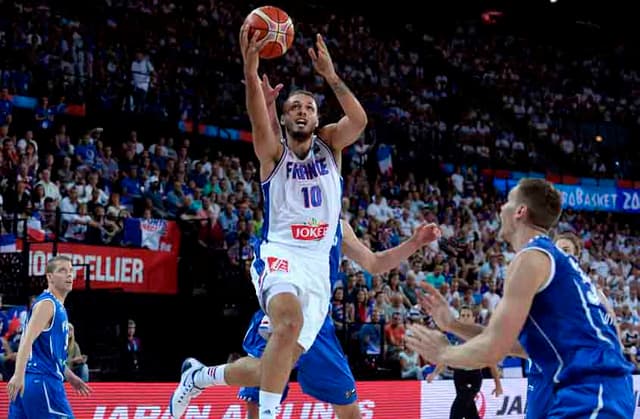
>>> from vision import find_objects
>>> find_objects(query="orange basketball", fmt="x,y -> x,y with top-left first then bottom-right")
243,6 -> 295,59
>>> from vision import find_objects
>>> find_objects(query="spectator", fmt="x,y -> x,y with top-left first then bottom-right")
121,319 -> 142,380
398,340 -> 426,380
130,52 -> 155,113
384,311 -> 406,360
66,323 -> 89,382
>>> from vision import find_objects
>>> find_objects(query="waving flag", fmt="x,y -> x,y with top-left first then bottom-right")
124,218 -> 180,252
377,143 -> 393,176
0,234 -> 16,252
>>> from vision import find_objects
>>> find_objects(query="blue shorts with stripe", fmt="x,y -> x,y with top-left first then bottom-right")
528,375 -> 634,419
238,309 -> 357,406
9,374 -> 74,419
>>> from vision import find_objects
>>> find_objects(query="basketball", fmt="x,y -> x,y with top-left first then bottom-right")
243,6 -> 295,59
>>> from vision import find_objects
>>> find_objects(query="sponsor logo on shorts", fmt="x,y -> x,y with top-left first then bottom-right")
267,257 -> 289,272
345,388 -> 357,399
291,218 -> 329,241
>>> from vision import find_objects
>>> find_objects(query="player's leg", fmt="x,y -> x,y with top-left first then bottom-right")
297,316 -> 361,419
171,309 -> 267,417
171,310 -> 267,417
239,387 -> 261,419
240,383 -> 291,419
247,402 -> 259,419
332,403 -> 361,419
258,252 -> 329,419
259,289 -> 304,418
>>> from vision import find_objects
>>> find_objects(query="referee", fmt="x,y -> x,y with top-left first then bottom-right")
428,306 -> 503,419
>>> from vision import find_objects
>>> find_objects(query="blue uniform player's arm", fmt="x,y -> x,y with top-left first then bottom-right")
341,220 -> 440,274
417,282 -> 528,358
407,249 -> 549,369
7,299 -> 54,400
64,366 -> 92,395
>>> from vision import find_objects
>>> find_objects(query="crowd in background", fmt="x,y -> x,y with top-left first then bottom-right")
0,1 -> 640,380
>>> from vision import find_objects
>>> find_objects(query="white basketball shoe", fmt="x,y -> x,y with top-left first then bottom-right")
169,357 -> 205,418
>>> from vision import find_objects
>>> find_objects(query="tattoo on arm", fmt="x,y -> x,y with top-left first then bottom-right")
330,79 -> 351,96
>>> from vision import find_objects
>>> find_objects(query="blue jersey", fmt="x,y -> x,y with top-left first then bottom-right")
518,235 -> 633,386
329,222 -> 343,288
25,291 -> 69,381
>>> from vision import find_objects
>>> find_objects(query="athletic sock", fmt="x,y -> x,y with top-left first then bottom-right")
259,390 -> 281,419
193,364 -> 227,388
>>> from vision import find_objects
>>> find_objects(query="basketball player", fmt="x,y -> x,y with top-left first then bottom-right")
172,26 -> 367,419
7,256 -> 91,418
554,232 -> 621,340
408,178 -> 634,418
239,220 -> 440,418
170,220 -> 441,419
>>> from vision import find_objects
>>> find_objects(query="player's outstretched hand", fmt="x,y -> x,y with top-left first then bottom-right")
308,34 -> 336,80
240,24 -> 270,75
406,324 -> 450,365
411,223 -> 442,246
260,74 -> 284,106
68,374 -> 92,396
7,373 -> 24,401
417,282 -> 455,332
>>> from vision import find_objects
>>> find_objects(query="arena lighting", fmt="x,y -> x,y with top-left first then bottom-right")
481,10 -> 504,25
595,135 -> 604,142
550,0 -> 558,3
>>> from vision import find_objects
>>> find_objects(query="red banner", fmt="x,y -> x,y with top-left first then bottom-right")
25,242 -> 178,294
0,382 -> 421,418
0,378 -> 639,418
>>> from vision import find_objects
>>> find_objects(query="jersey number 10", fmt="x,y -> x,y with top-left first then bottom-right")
302,186 -> 322,208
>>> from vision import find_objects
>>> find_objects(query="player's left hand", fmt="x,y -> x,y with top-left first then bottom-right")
492,384 -> 504,397
411,223 -> 442,246
7,374 -> 24,400
69,375 -> 92,396
260,74 -> 284,107
405,324 -> 450,365
308,34 -> 336,79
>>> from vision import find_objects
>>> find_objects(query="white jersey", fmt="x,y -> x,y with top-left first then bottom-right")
259,136 -> 342,258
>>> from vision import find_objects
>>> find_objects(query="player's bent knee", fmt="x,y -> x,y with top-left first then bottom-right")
265,283 -> 302,314
266,287 -> 304,339
271,314 -> 303,342
332,403 -> 361,419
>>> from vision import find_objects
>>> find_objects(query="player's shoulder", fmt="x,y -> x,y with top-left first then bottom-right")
317,124 -> 337,144
33,291 -> 55,306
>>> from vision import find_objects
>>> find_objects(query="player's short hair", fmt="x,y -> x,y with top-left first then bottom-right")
46,255 -> 73,274
555,232 -> 582,255
286,89 -> 316,102
459,305 -> 473,312
515,178 -> 562,230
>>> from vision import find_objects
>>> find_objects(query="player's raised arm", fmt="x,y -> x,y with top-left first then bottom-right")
309,34 -> 367,151
7,300 -> 54,400
261,74 -> 284,140
240,26 -> 283,175
408,250 -> 549,369
341,221 -> 441,274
